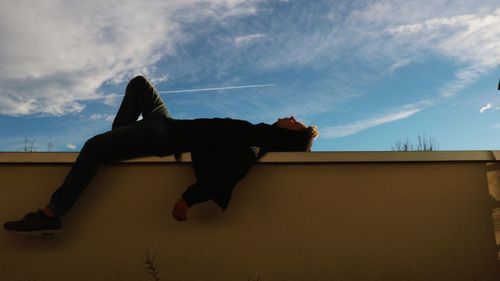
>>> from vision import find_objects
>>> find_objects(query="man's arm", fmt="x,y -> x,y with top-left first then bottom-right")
172,147 -> 257,221
172,148 -> 217,222
172,183 -> 211,222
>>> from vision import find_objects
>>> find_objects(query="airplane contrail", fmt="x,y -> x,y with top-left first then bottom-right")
158,83 -> 275,94
90,83 -> 275,101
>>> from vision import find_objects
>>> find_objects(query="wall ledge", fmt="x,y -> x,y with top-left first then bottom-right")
0,150 -> 498,164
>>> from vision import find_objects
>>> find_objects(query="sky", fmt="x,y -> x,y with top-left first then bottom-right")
0,0 -> 499,152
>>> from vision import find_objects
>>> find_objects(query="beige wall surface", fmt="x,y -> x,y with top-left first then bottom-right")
1,158 -> 499,281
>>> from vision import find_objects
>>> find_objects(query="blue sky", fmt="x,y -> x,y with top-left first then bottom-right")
0,0 -> 499,152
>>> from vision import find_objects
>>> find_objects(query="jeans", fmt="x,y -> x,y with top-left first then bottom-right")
49,76 -> 174,217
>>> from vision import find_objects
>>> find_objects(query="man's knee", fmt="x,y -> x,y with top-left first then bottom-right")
129,75 -> 150,88
82,134 -> 106,158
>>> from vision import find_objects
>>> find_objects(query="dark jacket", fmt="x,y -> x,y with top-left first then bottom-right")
173,118 -> 310,210
182,146 -> 259,210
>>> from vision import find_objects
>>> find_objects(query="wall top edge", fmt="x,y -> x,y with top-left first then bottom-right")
0,151 -> 498,164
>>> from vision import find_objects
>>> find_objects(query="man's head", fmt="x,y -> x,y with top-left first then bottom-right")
274,116 -> 319,151
276,116 -> 307,131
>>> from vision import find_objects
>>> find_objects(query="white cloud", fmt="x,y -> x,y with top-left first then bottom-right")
479,103 -> 493,113
89,114 -> 102,121
66,144 -> 77,150
0,1 -> 176,115
385,7 -> 500,98
321,101 -> 432,139
0,0 -> 254,116
102,93 -> 123,107
252,1 -> 498,102
221,4 -> 258,18
1,0 -> 498,121
234,33 -> 266,47
244,1 -> 499,104
388,59 -> 411,73
90,114 -> 115,122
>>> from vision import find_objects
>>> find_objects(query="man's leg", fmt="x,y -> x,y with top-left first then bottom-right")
112,75 -> 171,129
4,120 -> 166,236
4,76 -> 174,235
48,119 -> 166,217
49,75 -> 172,217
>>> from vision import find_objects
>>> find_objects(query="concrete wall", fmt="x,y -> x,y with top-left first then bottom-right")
1,152 -> 499,281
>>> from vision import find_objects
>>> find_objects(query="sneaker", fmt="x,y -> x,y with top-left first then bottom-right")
4,210 -> 62,236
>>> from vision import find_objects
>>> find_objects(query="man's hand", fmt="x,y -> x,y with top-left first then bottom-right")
172,198 -> 189,222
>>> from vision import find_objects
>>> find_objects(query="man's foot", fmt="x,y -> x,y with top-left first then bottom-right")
4,210 -> 62,236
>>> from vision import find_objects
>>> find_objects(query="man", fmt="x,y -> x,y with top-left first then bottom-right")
4,76 -> 318,236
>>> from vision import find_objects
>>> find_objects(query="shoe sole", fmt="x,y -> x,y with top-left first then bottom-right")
4,228 -> 62,237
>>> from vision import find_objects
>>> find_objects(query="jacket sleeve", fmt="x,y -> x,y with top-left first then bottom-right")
182,146 -> 258,210
181,148 -> 220,207
182,183 -> 212,207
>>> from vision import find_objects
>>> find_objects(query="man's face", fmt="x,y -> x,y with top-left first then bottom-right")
276,116 -> 307,131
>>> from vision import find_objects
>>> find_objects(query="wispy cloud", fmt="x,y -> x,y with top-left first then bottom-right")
0,0 -> 256,116
90,114 -> 115,122
234,33 -> 266,47
321,101 -> 432,139
66,144 -> 77,150
386,7 -> 500,98
388,59 -> 411,73
1,0 -> 498,122
479,103 -> 494,113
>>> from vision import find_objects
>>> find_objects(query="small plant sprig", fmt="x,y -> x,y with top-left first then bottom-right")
141,249 -> 161,281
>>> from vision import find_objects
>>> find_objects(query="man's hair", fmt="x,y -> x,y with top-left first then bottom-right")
263,123 -> 319,153
304,125 -> 319,152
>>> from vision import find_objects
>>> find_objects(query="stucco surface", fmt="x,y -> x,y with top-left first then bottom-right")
0,155 -> 499,280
